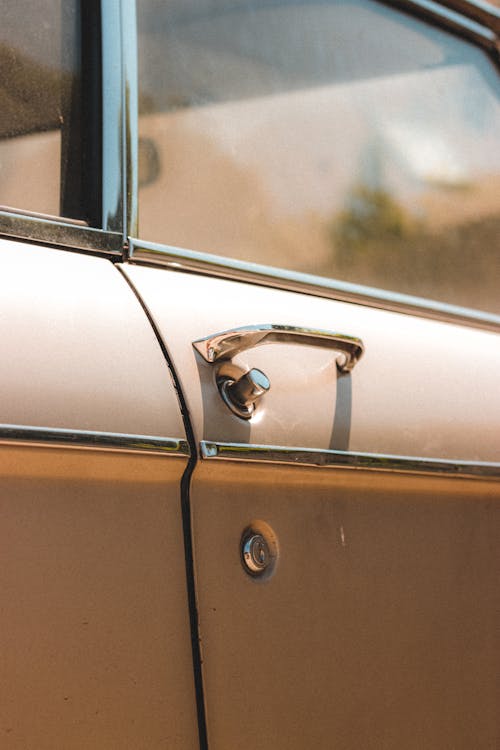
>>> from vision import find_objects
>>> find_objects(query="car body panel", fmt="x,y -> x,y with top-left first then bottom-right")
191,461 -> 499,749
0,237 -> 198,749
0,239 -> 185,437
0,0 -> 499,746
122,261 -> 500,747
0,444 -> 198,750
122,263 -> 500,462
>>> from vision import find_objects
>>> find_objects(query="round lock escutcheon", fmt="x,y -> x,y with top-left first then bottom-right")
217,368 -> 270,420
241,523 -> 278,578
242,534 -> 270,573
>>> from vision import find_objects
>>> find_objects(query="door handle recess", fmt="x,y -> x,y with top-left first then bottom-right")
192,324 -> 364,373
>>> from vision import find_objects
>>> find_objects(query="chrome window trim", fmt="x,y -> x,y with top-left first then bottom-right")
102,0 -> 125,235
121,0 -> 139,240
0,424 -> 190,456
200,441 -> 500,479
128,240 -> 500,333
0,211 -> 123,255
417,0 -> 500,36
388,0 -> 499,52
0,0 -> 128,255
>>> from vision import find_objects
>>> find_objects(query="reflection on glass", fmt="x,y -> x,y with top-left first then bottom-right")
138,0 -> 500,313
0,0 -> 81,219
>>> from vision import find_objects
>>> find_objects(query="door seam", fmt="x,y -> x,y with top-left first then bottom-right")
116,264 -> 208,750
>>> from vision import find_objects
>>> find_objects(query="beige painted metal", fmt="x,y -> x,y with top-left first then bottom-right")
123,261 -> 500,747
0,238 -> 184,438
191,460 -> 500,750
0,444 -> 198,750
0,239 -> 198,747
122,264 -> 500,461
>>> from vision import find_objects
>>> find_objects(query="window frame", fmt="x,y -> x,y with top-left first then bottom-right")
0,0 -> 498,328
0,0 -> 131,257
129,0 -> 500,331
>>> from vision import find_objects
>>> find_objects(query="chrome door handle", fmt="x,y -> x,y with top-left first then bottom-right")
192,324 -> 364,373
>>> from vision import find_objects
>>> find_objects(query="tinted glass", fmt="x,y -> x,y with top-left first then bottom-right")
138,0 -> 500,313
0,0 -> 84,219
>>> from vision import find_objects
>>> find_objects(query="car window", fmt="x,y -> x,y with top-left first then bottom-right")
137,0 -> 500,314
0,0 -> 84,220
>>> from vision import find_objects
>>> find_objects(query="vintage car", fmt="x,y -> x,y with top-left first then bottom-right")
1,0 -> 499,747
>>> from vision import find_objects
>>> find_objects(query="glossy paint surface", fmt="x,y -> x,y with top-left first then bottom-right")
0,239 -> 184,438
0,444 -> 198,750
123,257 -> 499,748
191,461 -> 500,749
0,237 -> 199,748
122,264 -> 500,462
1,0 -> 499,745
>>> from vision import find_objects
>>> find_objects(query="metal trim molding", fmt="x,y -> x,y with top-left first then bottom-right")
101,0 -> 126,235
0,0 -> 128,254
0,211 -> 123,255
128,240 -> 500,333
0,424 -> 190,456
413,0 -> 500,36
120,0 -> 139,240
388,0 -> 499,51
200,441 -> 500,479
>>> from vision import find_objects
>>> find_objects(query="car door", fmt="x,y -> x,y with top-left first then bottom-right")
123,0 -> 500,748
0,3 -> 198,748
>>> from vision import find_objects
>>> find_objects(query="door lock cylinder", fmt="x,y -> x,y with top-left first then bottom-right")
218,368 -> 270,419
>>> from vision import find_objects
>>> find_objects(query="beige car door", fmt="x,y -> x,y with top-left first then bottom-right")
123,264 -> 500,750
125,0 -> 500,747
0,240 -> 199,749
0,3 -> 199,746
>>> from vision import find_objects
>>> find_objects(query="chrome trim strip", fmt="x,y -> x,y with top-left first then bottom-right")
200,441 -> 500,479
0,424 -> 190,456
389,0 -> 499,49
0,3 -> 128,254
128,240 -> 500,333
101,0 -> 125,234
420,0 -> 500,35
0,212 -> 123,255
121,0 -> 139,241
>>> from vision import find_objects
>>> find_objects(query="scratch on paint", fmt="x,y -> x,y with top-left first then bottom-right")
340,525 -> 346,548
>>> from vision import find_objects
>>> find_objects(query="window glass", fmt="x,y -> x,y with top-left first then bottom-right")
138,0 -> 500,314
0,0 -> 84,220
